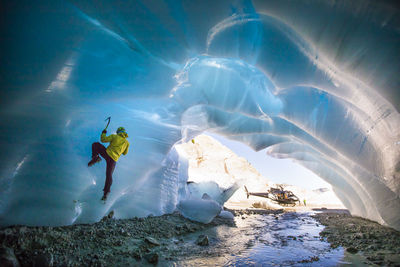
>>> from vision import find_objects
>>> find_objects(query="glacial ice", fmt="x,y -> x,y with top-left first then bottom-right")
186,181 -> 239,205
177,196 -> 223,224
218,210 -> 235,220
0,0 -> 399,229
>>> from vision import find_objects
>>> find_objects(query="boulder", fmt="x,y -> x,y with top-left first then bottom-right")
218,210 -> 234,220
144,237 -> 160,247
0,247 -> 20,267
144,252 -> 158,264
385,254 -> 400,265
33,253 -> 54,267
196,235 -> 209,246
346,247 -> 358,254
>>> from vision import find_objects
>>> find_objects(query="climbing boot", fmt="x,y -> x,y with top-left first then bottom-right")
88,156 -> 101,167
101,193 -> 108,202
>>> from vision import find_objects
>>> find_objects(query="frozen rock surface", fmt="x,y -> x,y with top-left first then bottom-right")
0,0 -> 399,229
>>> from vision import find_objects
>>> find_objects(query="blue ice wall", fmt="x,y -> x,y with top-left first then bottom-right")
0,0 -> 399,229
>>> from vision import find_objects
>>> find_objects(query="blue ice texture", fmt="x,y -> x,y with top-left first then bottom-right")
0,0 -> 399,230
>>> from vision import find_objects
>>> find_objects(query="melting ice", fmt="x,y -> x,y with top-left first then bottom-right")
0,0 -> 399,230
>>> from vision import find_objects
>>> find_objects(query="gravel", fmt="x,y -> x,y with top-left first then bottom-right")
314,212 -> 400,266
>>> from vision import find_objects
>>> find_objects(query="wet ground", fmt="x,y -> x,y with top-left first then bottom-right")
169,210 -> 368,267
314,212 -> 400,266
1,209 -> 399,266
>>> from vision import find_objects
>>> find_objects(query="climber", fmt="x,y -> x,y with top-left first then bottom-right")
88,127 -> 130,202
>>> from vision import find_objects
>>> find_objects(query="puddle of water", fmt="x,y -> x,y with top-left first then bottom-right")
167,212 -> 368,266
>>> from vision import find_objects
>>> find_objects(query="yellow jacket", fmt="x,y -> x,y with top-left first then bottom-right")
101,132 -> 130,162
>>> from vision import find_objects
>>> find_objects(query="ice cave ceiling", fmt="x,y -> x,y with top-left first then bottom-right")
0,0 -> 399,230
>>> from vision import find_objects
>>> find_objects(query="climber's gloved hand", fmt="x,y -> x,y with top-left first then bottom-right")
102,129 -> 107,134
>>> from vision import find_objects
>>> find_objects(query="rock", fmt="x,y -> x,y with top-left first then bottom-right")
352,233 -> 363,240
119,227 -> 130,237
299,256 -> 320,263
218,210 -> 234,220
32,237 -> 49,249
18,227 -> 28,235
201,193 -> 212,200
144,252 -> 158,264
196,234 -> 209,246
107,210 -> 114,219
385,254 -> 400,264
96,230 -> 106,238
4,229 -> 13,236
113,240 -> 123,246
131,250 -> 141,260
144,237 -> 160,246
33,253 -> 54,267
367,233 -> 376,239
183,223 -> 194,232
377,249 -> 392,256
346,247 -> 358,254
0,247 -> 20,267
101,210 -> 114,221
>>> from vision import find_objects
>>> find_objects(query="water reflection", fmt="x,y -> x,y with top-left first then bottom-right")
169,212 -> 367,266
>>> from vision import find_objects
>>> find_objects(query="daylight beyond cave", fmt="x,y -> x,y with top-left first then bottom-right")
0,0 -> 399,230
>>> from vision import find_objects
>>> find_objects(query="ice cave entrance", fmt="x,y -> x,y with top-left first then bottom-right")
175,133 -> 344,210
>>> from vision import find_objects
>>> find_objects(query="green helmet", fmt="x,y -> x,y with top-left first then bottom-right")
117,127 -> 126,134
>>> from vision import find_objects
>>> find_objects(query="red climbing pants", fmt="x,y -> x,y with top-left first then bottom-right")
92,142 -> 116,195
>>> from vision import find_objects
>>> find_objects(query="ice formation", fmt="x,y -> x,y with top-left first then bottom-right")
177,195 -> 222,224
0,0 -> 399,229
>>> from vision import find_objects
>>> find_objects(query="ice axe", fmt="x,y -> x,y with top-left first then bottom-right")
104,116 -> 111,131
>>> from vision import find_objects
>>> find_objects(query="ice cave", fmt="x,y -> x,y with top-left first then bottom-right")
1,0 -> 399,233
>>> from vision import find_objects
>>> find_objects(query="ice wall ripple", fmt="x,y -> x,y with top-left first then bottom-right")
0,0 -> 399,230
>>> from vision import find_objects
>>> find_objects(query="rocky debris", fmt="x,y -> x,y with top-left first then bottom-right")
226,208 -> 284,216
314,212 -> 400,266
131,249 -> 142,260
196,235 -> 209,246
298,256 -> 319,263
33,252 -> 54,267
101,210 -> 114,221
0,247 -> 20,267
145,237 -> 160,247
346,247 -> 358,254
144,252 -> 159,264
0,211 -> 234,266
385,254 -> 400,265
201,193 -> 212,200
